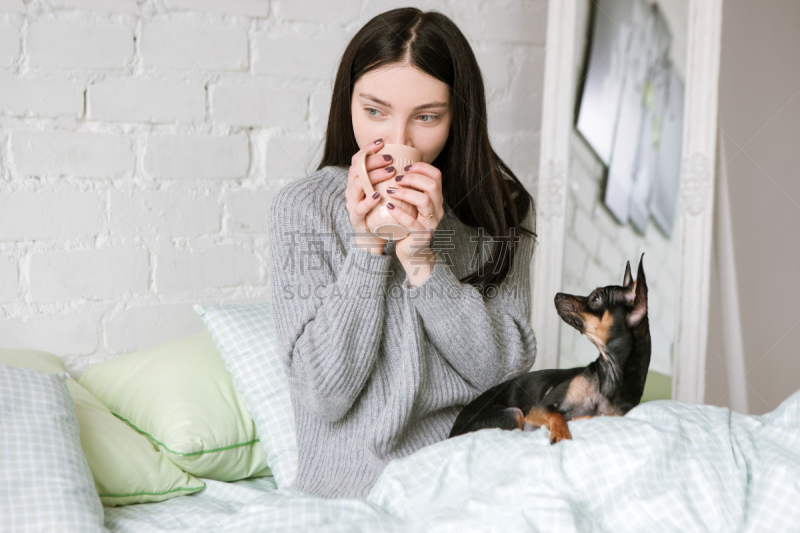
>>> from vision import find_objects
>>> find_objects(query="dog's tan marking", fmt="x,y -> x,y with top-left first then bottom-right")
565,375 -> 595,407
525,407 -> 572,443
564,375 -> 624,417
580,309 -> 613,359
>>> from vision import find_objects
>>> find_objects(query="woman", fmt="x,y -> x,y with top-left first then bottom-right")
268,7 -> 538,499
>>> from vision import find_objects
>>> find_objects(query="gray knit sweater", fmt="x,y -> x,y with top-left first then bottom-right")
268,165 -> 537,499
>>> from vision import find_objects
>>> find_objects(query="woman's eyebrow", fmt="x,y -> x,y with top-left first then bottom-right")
359,93 -> 447,111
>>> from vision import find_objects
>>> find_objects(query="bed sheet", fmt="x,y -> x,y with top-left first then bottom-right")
103,475 -> 405,532
104,390 -> 800,533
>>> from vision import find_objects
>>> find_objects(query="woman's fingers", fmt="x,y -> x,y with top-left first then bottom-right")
349,139 -> 388,173
350,139 -> 385,166
365,153 -> 393,172
394,173 -> 441,214
354,191 -> 380,218
385,200 -> 417,230
385,185 -> 432,213
348,141 -> 394,188
353,165 -> 396,197
394,164 -> 440,195
367,164 -> 396,186
402,162 -> 441,182
345,140 -> 389,247
347,168 -> 381,218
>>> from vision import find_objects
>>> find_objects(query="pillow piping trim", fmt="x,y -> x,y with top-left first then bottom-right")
98,482 -> 206,499
112,412 -> 263,457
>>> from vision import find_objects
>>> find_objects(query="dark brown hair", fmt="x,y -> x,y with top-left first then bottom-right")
318,7 -> 536,293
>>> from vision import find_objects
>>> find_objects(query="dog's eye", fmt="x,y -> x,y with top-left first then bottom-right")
590,294 -> 601,305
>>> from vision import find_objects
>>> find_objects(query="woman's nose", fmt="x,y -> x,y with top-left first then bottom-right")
392,126 -> 411,147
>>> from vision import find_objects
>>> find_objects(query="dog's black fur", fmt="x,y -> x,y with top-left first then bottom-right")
449,255 -> 651,443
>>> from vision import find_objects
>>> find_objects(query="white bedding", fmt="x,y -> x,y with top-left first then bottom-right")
103,476 -> 404,532
104,391 -> 800,532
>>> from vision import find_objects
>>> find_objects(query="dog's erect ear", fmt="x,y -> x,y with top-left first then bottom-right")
623,260 -> 635,305
627,254 -> 648,327
623,261 -> 633,288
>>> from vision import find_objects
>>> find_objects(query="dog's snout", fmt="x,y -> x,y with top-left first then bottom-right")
554,293 -> 576,311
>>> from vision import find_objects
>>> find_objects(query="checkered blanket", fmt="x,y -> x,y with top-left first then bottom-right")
105,392 -> 800,532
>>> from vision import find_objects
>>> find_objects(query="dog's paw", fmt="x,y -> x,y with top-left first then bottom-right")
549,424 -> 572,444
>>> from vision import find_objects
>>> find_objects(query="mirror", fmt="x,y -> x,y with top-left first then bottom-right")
560,0 -> 687,380
532,0 -> 723,404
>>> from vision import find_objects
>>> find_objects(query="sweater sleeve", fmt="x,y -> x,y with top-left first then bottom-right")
403,211 -> 537,391
268,180 -> 392,423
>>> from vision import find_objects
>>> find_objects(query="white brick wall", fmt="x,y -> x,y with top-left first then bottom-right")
28,22 -> 135,69
0,255 -> 18,302
12,131 -> 136,178
0,22 -> 20,66
0,0 -> 546,376
0,70 -> 83,116
29,248 -> 150,302
210,84 -> 306,128
559,131 -> 679,375
87,79 -> 207,124
144,135 -> 250,179
140,20 -> 249,71
254,28 -> 348,79
109,188 -> 219,238
278,0 -> 361,24
0,191 -> 104,240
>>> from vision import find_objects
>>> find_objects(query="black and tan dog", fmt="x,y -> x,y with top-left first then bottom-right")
449,255 -> 650,444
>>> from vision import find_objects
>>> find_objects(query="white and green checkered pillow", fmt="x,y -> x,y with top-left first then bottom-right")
0,365 -> 106,532
194,303 -> 297,489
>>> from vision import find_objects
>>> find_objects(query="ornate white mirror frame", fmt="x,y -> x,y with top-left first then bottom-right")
531,0 -> 724,403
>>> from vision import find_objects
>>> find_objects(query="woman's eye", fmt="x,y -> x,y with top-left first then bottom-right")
418,114 -> 436,122
366,108 -> 381,117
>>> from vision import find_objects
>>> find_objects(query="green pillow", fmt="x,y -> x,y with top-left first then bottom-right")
641,370 -> 672,403
77,332 -> 271,482
194,303 -> 298,490
0,348 -> 205,507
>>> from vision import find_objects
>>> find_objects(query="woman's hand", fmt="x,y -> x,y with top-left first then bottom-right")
345,139 -> 396,254
385,162 -> 444,264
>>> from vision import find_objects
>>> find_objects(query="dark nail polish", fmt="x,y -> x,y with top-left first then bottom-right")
372,191 -> 380,199
385,166 -> 395,173
386,187 -> 396,194
383,154 -> 392,161
387,203 -> 395,209
395,175 -> 404,182
404,165 -> 412,172
374,138 -> 383,144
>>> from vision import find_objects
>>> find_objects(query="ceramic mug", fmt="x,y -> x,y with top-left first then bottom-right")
355,143 -> 423,241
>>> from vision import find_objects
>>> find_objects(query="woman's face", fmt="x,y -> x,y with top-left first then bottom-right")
351,63 -> 452,164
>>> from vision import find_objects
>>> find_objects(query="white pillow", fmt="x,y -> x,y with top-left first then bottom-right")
0,365 -> 106,532
194,303 -> 298,489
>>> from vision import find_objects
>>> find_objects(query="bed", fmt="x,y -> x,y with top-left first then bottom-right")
99,392 -> 800,532
4,298 -> 800,532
